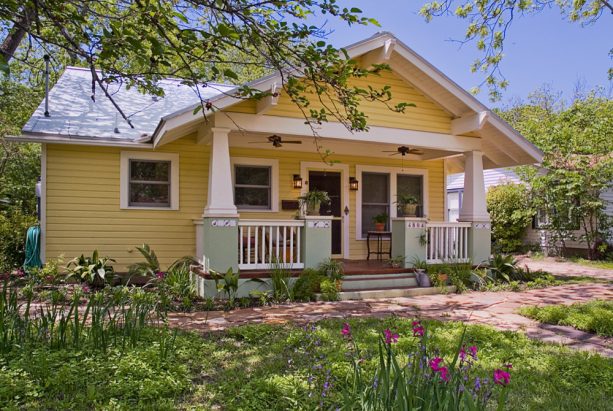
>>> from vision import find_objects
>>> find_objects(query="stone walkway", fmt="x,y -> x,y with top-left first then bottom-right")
517,255 -> 613,281
169,282 -> 613,357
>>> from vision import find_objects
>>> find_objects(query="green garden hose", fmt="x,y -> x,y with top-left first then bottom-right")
23,225 -> 43,269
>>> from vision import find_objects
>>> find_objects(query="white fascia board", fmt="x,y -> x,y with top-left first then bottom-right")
214,112 -> 482,152
7,133 -> 154,148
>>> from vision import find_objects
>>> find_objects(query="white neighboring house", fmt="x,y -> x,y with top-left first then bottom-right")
447,168 -> 613,254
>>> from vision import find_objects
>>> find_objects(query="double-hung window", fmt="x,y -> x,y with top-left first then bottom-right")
361,172 -> 390,236
120,152 -> 179,210
231,158 -> 279,212
234,165 -> 272,210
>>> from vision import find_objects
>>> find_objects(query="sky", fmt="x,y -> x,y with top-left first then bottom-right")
316,0 -> 613,107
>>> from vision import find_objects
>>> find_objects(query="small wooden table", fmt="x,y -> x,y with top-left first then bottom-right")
366,231 -> 392,261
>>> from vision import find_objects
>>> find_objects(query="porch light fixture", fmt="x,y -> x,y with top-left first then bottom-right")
349,177 -> 359,191
293,174 -> 303,189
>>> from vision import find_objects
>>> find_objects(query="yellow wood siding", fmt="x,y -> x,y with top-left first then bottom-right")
229,69 -> 452,133
45,141 -> 443,269
45,137 -> 209,271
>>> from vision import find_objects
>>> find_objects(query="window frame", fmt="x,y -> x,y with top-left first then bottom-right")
355,165 -> 428,240
231,157 -> 279,212
120,151 -> 180,210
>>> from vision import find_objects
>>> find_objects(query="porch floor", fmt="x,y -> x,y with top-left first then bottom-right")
238,259 -> 411,278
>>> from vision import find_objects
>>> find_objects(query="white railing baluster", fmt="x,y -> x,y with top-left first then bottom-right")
237,219 -> 305,270
425,222 -> 472,264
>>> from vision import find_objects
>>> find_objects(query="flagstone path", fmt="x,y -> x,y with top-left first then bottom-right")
517,255 -> 613,281
169,281 -> 613,357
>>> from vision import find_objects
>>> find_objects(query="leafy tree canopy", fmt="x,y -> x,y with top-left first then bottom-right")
420,0 -> 613,100
0,0 -> 411,133
499,87 -> 613,258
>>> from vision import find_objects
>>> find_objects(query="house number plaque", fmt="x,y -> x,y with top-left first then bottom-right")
307,220 -> 331,229
210,219 -> 237,227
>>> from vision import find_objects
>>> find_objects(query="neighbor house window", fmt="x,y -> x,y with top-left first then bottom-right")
361,172 -> 389,236
234,165 -> 272,210
120,152 -> 179,210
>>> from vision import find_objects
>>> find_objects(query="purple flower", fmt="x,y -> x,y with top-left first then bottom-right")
474,377 -> 481,391
341,322 -> 351,337
459,346 -> 467,362
493,369 -> 511,386
15,268 -> 26,278
468,345 -> 478,360
81,284 -> 91,294
156,270 -> 165,279
384,328 -> 399,344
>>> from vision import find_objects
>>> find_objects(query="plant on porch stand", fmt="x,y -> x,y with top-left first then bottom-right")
299,190 -> 330,216
372,212 -> 389,231
396,193 -> 420,217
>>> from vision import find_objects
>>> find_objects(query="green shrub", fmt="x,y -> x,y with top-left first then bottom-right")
486,183 -> 533,253
0,211 -> 37,271
320,278 -> 339,301
293,268 -> 323,301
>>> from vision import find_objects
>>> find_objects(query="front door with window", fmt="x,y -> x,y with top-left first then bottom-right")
308,171 -> 342,255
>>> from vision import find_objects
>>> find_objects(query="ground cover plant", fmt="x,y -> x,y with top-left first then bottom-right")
520,300 -> 613,337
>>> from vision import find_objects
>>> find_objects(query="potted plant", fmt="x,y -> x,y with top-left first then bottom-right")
410,256 -> 430,287
396,193 -> 419,217
299,190 -> 330,216
372,212 -> 388,231
389,255 -> 405,268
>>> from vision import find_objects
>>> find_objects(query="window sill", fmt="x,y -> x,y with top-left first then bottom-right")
121,206 -> 178,211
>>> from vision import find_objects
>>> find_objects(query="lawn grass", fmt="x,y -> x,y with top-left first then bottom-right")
519,300 -> 613,337
570,257 -> 613,271
2,318 -> 611,410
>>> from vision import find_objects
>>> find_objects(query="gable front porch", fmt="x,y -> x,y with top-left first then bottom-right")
192,112 -> 492,273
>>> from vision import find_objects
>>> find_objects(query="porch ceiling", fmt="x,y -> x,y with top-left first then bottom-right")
228,130 -> 458,161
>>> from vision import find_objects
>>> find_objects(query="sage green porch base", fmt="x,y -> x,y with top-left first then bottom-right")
202,216 -> 239,272
391,218 -> 428,268
193,277 -> 274,299
300,216 -> 333,269
465,221 -> 492,265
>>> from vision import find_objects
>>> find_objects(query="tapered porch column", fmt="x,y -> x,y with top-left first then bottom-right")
202,127 -> 239,271
458,150 -> 491,264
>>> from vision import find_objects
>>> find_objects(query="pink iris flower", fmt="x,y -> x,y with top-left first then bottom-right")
493,369 -> 511,386
411,320 -> 424,337
468,345 -> 478,359
384,329 -> 399,344
429,357 -> 444,371
341,323 -> 351,337
439,366 -> 450,382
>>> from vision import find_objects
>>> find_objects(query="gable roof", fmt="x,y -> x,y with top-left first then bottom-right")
14,32 -> 542,168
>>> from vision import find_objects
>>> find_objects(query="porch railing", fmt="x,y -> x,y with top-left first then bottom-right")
426,222 -> 471,264
238,219 -> 304,270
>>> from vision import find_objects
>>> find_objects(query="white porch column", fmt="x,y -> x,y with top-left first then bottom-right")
459,150 -> 491,264
201,127 -> 239,272
459,150 -> 489,222
203,127 -> 237,217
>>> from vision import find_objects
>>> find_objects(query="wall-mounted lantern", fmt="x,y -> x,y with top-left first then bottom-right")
349,177 -> 359,191
293,174 -> 303,189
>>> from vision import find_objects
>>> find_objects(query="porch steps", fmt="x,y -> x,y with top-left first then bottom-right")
336,286 -> 454,301
341,272 -> 418,291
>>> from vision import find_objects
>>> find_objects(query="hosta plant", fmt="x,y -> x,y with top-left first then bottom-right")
67,250 -> 114,287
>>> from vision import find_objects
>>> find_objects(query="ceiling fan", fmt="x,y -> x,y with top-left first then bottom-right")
382,146 -> 424,156
249,134 -> 302,148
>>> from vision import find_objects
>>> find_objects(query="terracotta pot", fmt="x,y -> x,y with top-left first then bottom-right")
437,273 -> 448,283
374,222 -> 385,231
335,279 -> 342,291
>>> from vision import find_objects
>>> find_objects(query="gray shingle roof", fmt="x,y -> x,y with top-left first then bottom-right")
22,66 -> 234,141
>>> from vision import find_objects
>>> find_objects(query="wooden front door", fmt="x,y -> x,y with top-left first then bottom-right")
308,171 -> 342,255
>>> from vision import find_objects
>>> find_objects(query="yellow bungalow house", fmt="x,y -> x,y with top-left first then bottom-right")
13,32 -> 542,282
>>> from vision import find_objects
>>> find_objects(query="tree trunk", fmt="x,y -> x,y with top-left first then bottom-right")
0,5 -> 35,63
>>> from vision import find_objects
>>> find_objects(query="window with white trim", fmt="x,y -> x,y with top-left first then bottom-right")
397,174 -> 424,217
234,165 -> 272,210
129,160 -> 171,207
120,152 -> 179,210
361,172 -> 390,236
